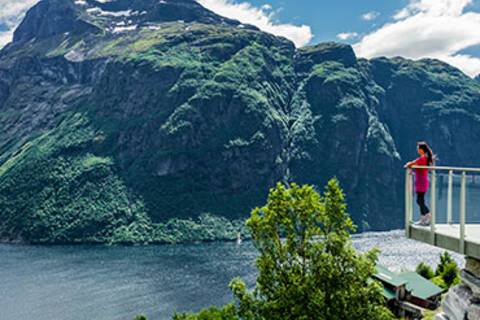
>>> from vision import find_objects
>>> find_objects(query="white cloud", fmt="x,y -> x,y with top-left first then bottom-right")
362,11 -> 380,21
0,29 -> 14,48
394,0 -> 470,20
196,0 -> 313,47
337,32 -> 358,41
439,54 -> 480,78
354,0 -> 480,77
0,0 -> 39,48
261,4 -> 272,11
0,0 -> 313,49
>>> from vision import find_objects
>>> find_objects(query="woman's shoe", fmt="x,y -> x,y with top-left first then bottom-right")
424,213 -> 432,225
414,216 -> 426,226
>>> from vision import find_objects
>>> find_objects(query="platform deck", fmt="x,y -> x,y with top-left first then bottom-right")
409,224 -> 480,259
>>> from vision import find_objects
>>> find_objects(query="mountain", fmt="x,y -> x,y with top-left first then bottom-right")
1,0 -> 480,243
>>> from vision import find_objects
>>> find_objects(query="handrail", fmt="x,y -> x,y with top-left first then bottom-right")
460,172 -> 466,254
405,169 -> 412,238
410,165 -> 480,173
405,165 -> 473,253
447,170 -> 453,224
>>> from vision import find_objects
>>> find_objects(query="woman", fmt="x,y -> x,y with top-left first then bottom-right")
404,142 -> 434,226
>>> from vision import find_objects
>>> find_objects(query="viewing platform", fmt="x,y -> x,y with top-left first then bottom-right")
405,165 -> 480,259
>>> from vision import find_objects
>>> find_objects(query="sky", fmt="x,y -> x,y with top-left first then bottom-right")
1,0 -> 480,77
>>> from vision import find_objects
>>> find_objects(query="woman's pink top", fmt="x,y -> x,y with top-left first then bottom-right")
414,156 -> 429,193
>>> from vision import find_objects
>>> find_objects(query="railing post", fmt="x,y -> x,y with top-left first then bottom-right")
459,171 -> 466,254
430,170 -> 436,245
409,171 -> 414,227
447,170 -> 453,224
405,168 -> 412,237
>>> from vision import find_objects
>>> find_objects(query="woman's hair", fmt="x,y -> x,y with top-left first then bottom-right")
417,141 -> 434,166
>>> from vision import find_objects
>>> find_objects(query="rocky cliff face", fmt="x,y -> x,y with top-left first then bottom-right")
436,257 -> 480,320
1,0 -> 480,243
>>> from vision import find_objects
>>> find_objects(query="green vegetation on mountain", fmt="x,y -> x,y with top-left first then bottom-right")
171,179 -> 393,320
2,0 -> 480,243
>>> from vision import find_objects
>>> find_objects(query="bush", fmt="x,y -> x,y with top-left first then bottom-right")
436,251 -> 455,276
441,262 -> 460,288
173,304 -> 238,320
416,262 -> 435,280
416,251 -> 460,289
431,275 -> 447,289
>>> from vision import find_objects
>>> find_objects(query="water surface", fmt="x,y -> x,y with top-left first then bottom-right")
0,230 -> 464,320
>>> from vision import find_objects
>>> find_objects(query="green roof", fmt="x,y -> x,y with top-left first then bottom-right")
399,271 -> 444,300
375,265 -> 407,287
367,278 -> 396,301
382,287 -> 397,301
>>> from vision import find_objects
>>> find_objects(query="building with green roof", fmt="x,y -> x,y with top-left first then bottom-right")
373,264 -> 444,319
376,264 -> 408,288
400,271 -> 444,309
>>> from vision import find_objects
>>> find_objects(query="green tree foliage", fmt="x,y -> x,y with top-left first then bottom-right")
430,276 -> 447,289
134,315 -> 148,320
441,262 -> 460,288
199,179 -> 390,320
416,262 -> 435,280
173,304 -> 238,320
417,251 -> 460,289
436,251 -> 455,276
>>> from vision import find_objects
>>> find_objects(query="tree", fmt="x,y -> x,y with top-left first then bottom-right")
431,276 -> 447,289
417,252 -> 459,289
436,251 -> 455,276
229,179 -> 393,320
174,304 -> 238,320
416,262 -> 435,280
441,262 -> 460,288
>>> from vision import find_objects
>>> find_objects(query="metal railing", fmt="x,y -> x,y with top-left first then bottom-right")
405,165 -> 480,254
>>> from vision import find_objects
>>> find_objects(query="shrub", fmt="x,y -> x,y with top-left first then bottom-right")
431,276 -> 447,289
436,251 -> 455,276
416,262 -> 435,280
441,262 -> 460,288
173,304 -> 238,320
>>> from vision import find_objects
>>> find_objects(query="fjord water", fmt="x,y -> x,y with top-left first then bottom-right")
0,230 -> 463,320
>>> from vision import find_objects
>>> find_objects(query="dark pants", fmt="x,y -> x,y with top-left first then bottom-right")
416,192 -> 430,216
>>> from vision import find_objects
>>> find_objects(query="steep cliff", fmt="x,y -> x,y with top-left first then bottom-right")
1,0 -> 480,243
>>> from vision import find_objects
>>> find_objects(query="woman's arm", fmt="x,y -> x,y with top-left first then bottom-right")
404,158 -> 419,168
